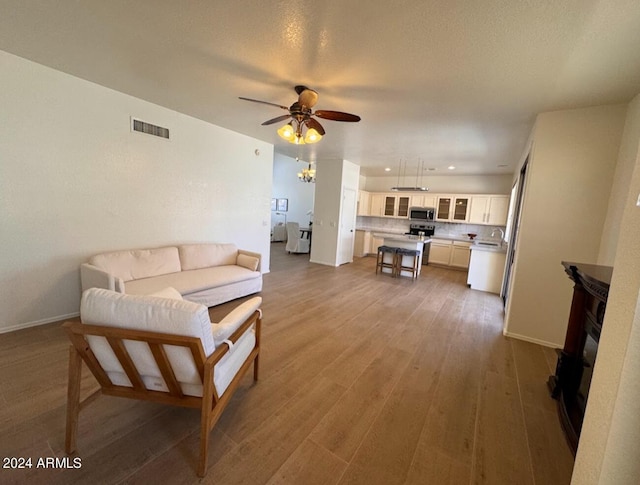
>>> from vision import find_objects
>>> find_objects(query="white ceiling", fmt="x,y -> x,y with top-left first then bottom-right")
1,1 -> 640,177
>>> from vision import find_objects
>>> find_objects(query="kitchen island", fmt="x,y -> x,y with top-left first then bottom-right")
373,232 -> 430,277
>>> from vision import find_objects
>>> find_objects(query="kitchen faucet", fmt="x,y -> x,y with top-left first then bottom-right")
491,227 -> 505,245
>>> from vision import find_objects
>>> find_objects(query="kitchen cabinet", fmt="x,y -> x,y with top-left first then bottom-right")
428,238 -> 471,268
452,197 -> 470,222
381,194 -> 411,218
369,194 -> 385,217
436,196 -> 470,222
384,195 -> 396,216
436,196 -> 453,221
409,194 -> 436,209
369,235 -> 384,254
396,196 -> 411,217
469,195 -> 509,225
357,191 -> 371,216
354,230 -> 367,257
450,241 -> 472,269
428,238 -> 453,265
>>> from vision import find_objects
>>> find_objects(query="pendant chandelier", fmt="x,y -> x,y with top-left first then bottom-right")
297,160 -> 316,183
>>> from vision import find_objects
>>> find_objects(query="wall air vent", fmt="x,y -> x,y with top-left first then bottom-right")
131,118 -> 170,139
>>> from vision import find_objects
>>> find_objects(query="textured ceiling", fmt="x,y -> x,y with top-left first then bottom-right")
1,0 -> 639,176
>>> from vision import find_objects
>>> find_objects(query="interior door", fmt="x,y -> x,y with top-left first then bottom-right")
338,188 -> 357,265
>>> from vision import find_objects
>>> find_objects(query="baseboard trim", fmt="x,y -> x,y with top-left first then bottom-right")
502,329 -> 561,348
1,312 -> 80,334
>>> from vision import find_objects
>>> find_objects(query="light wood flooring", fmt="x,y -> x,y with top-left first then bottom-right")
0,244 -> 574,484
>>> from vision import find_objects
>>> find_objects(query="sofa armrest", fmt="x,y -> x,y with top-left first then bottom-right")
80,263 -> 125,293
237,249 -> 262,272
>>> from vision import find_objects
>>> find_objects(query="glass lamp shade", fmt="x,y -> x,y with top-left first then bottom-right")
277,123 -> 295,142
304,127 -> 322,144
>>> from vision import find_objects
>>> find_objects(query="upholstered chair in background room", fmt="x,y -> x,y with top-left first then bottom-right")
285,222 -> 310,254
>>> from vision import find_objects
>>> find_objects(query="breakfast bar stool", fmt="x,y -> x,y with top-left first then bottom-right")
395,248 -> 420,280
376,246 -> 398,276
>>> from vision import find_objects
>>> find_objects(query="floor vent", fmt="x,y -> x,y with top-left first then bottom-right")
131,118 -> 170,139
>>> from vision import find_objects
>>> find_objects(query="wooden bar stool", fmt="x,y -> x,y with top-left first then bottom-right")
395,248 -> 420,280
376,245 -> 398,276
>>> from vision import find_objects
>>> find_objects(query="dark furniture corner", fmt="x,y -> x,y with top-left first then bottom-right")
549,261 -> 612,454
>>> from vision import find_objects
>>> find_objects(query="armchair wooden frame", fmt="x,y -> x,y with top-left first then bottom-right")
63,309 -> 261,477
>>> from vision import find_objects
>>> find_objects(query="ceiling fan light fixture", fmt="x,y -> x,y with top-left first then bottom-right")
304,127 -> 322,144
277,122 -> 295,142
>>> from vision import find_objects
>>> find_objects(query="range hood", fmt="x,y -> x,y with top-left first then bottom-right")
390,186 -> 429,192
390,159 -> 429,192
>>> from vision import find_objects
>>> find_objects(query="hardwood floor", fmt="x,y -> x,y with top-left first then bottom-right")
0,244 -> 574,484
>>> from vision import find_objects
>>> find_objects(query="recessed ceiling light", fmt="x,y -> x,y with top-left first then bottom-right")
384,167 -> 391,172
448,165 -> 456,170
497,164 -> 508,168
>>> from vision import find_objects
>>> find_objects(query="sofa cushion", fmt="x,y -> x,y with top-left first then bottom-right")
89,247 -> 181,282
237,254 -> 260,272
148,287 -> 183,301
124,265 -> 261,296
178,243 -> 238,271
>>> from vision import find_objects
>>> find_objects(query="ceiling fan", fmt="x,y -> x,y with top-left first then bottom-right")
239,85 -> 361,144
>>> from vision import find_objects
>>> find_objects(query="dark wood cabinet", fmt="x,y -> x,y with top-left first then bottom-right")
548,261 -> 612,453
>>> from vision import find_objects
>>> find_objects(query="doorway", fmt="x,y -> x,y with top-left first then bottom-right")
502,157 -> 529,307
337,187 -> 357,265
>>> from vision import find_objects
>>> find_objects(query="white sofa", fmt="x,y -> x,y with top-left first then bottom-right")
80,243 -> 262,307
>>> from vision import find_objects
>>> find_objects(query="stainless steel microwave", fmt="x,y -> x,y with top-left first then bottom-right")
409,207 -> 435,221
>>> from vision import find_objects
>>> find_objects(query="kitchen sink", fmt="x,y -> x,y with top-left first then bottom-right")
475,241 -> 501,247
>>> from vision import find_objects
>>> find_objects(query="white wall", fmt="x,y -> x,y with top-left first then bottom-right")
271,153 -> 315,229
572,93 -> 640,484
598,96 -> 640,265
0,51 -> 274,333
504,104 -> 626,347
363,174 -> 512,194
310,159 -> 359,266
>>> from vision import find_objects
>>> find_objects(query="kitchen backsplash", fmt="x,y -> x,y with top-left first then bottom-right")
356,216 -> 505,239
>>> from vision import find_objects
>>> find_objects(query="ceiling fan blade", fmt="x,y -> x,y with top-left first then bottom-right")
295,85 -> 318,108
314,110 -> 361,122
261,114 -> 293,126
238,97 -> 289,110
305,118 -> 325,135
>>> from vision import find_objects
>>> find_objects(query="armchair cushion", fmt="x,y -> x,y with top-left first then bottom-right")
80,288 -> 216,394
211,297 -> 262,346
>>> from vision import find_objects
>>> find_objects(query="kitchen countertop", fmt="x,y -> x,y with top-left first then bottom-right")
356,227 -> 475,243
373,232 -> 432,243
470,241 -> 508,253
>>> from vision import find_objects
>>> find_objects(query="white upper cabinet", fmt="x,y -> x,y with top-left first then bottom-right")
486,196 -> 509,225
357,190 -> 370,216
469,195 -> 509,225
452,196 -> 470,222
469,196 -> 490,224
369,194 -> 386,217
436,196 -> 453,221
437,195 -> 470,222
412,194 -> 436,208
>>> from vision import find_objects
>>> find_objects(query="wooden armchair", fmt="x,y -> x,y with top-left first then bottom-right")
63,287 -> 262,477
